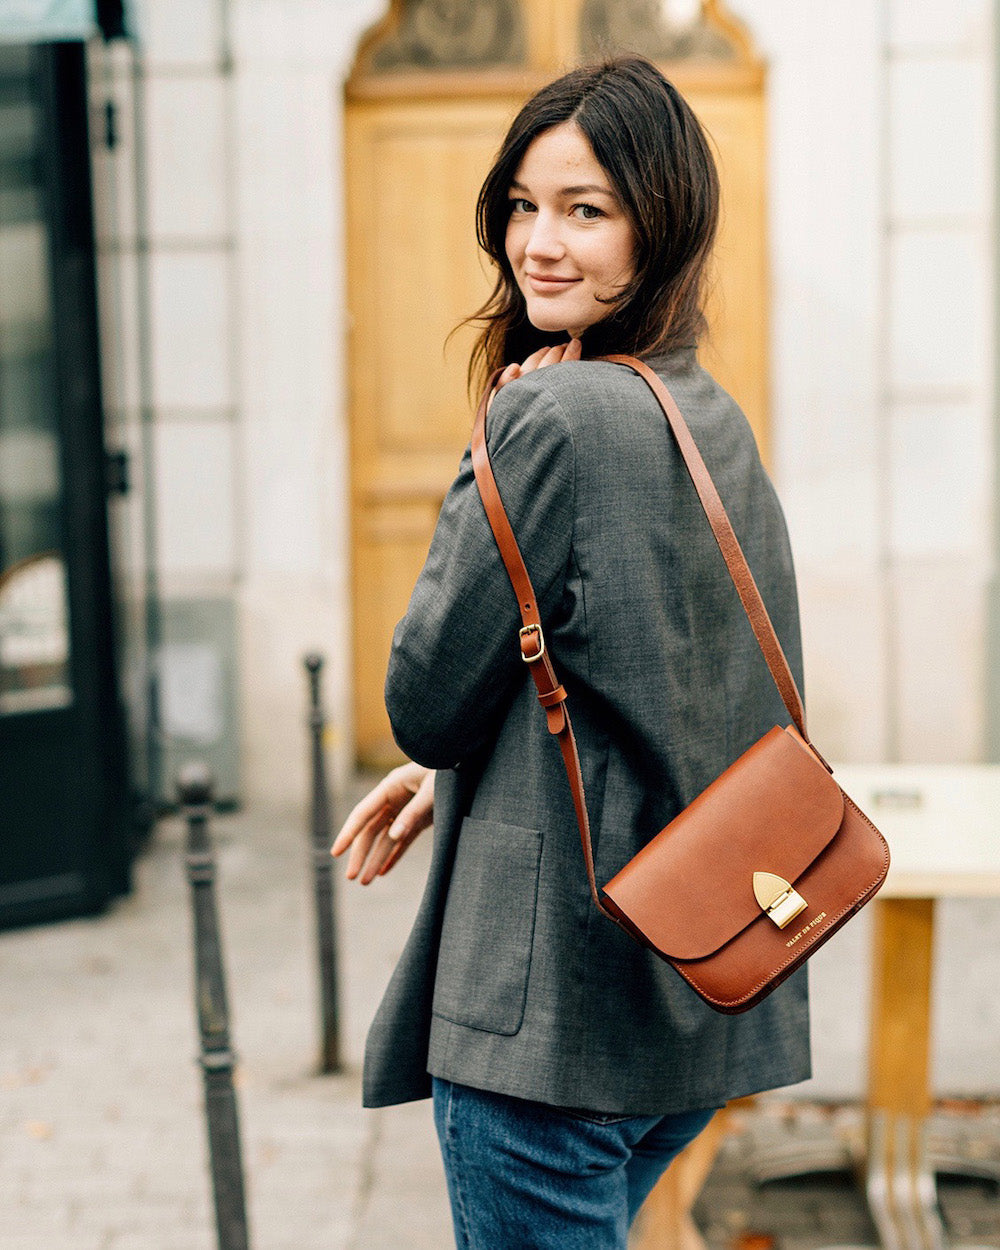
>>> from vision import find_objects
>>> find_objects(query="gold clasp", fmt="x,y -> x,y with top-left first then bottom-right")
519,624 -> 545,663
753,872 -> 808,929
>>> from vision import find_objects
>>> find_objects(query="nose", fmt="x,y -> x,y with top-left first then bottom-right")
524,211 -> 565,262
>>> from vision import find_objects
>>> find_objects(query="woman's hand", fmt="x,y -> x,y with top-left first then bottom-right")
331,762 -> 434,885
494,337 -> 583,392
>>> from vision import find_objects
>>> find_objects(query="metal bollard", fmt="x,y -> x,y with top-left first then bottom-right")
303,654 -> 342,1075
178,763 -> 251,1250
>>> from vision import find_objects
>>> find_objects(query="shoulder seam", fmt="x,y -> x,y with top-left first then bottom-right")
484,378 -> 577,618
538,385 -> 590,682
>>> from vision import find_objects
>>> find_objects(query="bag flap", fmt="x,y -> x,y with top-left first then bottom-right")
602,727 -> 844,960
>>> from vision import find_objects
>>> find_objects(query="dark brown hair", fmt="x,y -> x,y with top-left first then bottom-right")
468,56 -> 720,390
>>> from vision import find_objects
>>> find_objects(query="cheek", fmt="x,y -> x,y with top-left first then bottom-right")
504,221 -> 523,267
607,227 -> 637,283
580,225 -> 635,288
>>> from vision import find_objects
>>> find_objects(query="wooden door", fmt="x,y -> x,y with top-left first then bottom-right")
345,0 -> 768,766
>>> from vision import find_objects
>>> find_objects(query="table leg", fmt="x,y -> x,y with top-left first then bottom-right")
866,897 -> 945,1250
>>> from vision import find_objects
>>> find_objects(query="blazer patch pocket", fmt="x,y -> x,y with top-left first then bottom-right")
432,818 -> 542,1036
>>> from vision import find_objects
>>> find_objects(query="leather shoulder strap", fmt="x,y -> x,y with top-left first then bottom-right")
471,371 -> 611,917
469,357 -> 816,917
602,355 -> 807,739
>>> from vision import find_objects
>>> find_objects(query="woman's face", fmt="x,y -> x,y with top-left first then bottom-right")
504,121 -> 636,340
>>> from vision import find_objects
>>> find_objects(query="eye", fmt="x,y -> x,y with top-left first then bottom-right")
573,202 -> 605,220
508,197 -> 536,215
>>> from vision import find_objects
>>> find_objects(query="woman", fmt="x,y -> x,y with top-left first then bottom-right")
333,56 -> 810,1248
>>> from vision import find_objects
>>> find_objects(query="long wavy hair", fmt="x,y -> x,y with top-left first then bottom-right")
467,56 -> 720,392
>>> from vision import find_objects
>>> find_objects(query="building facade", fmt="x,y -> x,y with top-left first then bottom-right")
33,0 -> 1000,1091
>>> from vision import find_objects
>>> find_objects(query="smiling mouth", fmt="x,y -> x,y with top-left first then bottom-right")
526,273 -> 582,290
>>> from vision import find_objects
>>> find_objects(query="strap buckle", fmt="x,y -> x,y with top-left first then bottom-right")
519,624 -> 545,663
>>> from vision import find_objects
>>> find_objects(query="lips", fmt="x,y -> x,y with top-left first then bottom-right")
525,272 -> 582,292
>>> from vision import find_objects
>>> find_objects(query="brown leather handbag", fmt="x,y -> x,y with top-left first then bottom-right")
470,354 -> 890,1014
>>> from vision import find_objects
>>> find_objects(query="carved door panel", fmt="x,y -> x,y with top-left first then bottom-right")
684,84 -> 768,456
346,98 -> 525,766
346,0 -> 768,765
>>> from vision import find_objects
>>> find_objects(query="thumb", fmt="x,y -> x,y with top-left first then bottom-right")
389,775 -> 434,839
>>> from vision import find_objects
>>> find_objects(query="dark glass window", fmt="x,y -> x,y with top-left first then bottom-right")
0,42 -> 72,714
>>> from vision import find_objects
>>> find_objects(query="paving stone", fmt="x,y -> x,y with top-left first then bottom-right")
3,792 -> 999,1249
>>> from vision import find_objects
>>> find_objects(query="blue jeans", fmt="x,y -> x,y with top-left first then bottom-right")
432,1078 -> 717,1249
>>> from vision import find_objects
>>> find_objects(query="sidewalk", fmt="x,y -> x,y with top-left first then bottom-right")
0,796 -> 451,1250
1,796 -> 997,1249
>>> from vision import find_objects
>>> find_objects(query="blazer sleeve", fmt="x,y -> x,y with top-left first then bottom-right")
384,376 -> 575,768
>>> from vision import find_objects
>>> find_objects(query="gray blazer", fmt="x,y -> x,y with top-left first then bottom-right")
363,347 -> 811,1113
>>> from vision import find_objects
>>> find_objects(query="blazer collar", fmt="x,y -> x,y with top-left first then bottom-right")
641,344 -> 699,375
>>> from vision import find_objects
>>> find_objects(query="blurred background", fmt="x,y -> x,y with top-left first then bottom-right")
0,1 -> 998,1245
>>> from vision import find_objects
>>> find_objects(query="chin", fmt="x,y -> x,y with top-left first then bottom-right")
523,308 -> 561,331
525,309 -> 577,335
521,299 -> 599,341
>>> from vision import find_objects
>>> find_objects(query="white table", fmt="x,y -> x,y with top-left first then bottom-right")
635,764 -> 1000,1250
826,764 -> 1000,1250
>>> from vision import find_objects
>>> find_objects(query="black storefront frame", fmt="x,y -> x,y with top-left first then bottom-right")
0,40 -> 133,926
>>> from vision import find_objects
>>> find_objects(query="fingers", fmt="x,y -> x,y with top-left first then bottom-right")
361,770 -> 434,884
357,827 -> 399,883
372,785 -> 427,875
537,343 -> 567,369
387,768 -> 434,842
344,803 -> 393,879
540,338 -> 582,366
333,764 -> 434,884
331,792 -> 393,858
379,838 -> 406,876
378,826 -> 421,876
330,761 -> 428,859
498,338 -> 585,385
495,362 -> 522,390
518,344 -> 563,374
521,345 -> 552,372
355,812 -> 424,884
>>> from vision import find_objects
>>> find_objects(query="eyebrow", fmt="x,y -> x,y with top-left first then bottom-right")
509,180 -> 615,197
